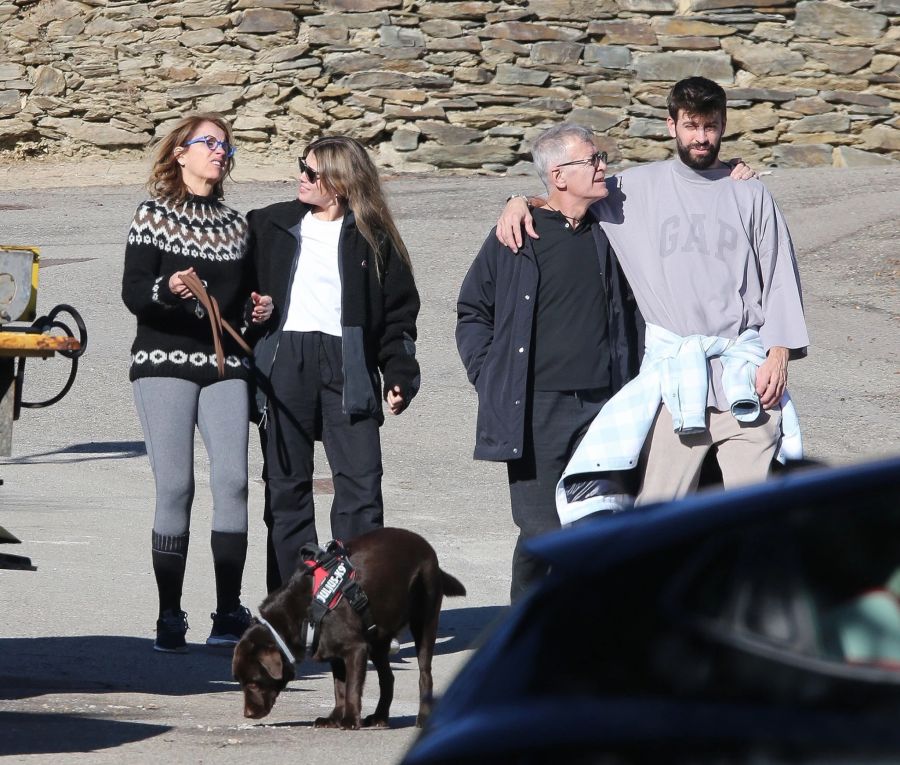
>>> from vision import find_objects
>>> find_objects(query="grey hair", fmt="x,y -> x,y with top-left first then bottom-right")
531,123 -> 597,190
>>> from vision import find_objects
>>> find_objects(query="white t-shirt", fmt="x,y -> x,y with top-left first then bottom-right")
282,213 -> 343,336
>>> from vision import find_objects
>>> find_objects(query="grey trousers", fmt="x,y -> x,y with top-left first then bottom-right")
133,377 -> 249,535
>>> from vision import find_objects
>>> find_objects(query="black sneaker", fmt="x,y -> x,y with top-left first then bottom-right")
207,605 -> 252,646
154,609 -> 189,653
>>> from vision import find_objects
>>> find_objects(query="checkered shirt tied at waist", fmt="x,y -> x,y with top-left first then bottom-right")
555,323 -> 803,525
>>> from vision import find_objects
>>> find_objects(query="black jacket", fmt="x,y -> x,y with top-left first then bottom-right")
456,223 -> 643,461
246,199 -> 420,422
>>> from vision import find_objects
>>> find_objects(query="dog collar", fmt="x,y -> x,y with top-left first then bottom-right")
256,614 -> 297,665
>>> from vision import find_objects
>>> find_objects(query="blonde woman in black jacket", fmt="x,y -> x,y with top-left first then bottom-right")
246,136 -> 420,587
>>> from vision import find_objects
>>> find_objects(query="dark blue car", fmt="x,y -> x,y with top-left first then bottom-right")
403,456 -> 900,765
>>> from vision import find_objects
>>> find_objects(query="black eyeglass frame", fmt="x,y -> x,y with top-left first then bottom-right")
297,157 -> 319,183
555,150 -> 608,171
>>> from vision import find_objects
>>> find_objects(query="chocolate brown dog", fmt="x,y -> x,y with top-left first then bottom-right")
232,527 -> 465,729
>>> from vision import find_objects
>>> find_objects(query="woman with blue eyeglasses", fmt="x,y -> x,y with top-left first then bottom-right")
122,112 -> 272,653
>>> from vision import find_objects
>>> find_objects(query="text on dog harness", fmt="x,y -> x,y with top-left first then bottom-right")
299,540 -> 375,653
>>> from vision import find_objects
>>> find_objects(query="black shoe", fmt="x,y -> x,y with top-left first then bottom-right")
207,604 -> 252,646
154,609 -> 189,653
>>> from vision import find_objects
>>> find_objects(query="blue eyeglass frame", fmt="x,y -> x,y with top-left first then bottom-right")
184,135 -> 236,158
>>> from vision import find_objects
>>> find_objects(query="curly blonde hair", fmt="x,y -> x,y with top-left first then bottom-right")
147,112 -> 235,204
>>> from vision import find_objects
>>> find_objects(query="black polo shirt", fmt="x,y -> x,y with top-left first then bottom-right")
531,207 -> 611,392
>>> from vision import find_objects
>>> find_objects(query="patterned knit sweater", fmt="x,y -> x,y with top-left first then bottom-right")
122,194 -> 252,385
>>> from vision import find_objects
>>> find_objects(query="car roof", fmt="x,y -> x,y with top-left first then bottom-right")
528,455 -> 900,577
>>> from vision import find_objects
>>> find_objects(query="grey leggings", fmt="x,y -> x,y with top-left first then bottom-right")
133,377 -> 249,536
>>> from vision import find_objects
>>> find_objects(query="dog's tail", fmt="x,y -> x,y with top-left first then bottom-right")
440,570 -> 466,598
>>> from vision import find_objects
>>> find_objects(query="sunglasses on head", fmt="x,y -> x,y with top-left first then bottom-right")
556,150 -> 608,171
298,157 -> 319,183
184,135 -> 235,158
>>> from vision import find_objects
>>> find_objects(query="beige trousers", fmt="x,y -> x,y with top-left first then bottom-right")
636,404 -> 782,506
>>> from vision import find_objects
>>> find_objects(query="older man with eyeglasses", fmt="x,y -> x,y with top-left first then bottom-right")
495,78 -> 809,526
456,123 -> 644,602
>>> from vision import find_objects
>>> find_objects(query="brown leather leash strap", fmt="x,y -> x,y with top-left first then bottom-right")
180,271 -> 253,378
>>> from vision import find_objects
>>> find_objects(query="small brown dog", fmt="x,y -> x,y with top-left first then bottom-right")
232,527 -> 465,729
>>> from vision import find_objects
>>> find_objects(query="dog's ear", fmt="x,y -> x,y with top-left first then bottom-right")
258,646 -> 284,680
232,640 -> 247,679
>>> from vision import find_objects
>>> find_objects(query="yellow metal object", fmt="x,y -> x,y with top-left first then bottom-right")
0,331 -> 80,358
0,245 -> 40,323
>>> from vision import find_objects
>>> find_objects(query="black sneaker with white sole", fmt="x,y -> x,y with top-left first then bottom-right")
207,605 -> 252,646
154,609 -> 189,653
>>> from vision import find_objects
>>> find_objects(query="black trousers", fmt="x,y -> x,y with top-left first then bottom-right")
265,331 -> 383,585
506,387 -> 608,603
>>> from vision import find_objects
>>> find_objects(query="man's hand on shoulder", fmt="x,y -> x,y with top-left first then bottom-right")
496,196 -> 539,251
727,159 -> 758,181
756,346 -> 789,409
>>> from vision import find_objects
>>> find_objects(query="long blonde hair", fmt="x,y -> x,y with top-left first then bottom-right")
147,112 -> 235,204
302,136 -> 411,272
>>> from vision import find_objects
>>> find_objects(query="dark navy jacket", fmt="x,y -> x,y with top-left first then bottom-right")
456,223 -> 643,462
246,199 -> 420,423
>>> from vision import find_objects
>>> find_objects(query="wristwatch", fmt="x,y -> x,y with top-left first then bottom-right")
506,194 -> 531,205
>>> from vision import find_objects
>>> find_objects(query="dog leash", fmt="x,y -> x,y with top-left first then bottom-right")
180,271 -> 253,378
256,614 -> 297,665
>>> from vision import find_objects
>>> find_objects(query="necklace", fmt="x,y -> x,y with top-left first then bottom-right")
545,204 -> 583,229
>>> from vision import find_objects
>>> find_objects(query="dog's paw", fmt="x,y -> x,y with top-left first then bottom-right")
363,714 -> 390,729
313,716 -> 340,729
415,701 -> 433,728
339,715 -> 361,730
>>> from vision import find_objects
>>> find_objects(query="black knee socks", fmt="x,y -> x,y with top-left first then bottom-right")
152,530 -> 190,616
211,530 -> 247,614
152,529 -> 247,616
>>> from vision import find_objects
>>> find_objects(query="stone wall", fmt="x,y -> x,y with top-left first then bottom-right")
1,0 -> 898,171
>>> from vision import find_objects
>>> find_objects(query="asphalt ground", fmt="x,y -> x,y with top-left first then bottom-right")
0,163 -> 898,764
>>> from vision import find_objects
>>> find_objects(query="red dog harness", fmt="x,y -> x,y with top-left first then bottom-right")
299,540 -> 375,654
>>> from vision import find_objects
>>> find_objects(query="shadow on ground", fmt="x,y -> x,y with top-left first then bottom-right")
0,711 -> 170,756
392,604 -> 508,662
0,634 -> 321,700
265,713 -> 419,729
0,608 -> 504,701
4,440 -> 146,465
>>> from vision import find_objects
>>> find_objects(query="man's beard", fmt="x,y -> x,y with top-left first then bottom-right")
676,135 -> 721,170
